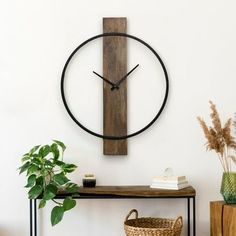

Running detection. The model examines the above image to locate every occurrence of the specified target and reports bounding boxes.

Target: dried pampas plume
[209,101,222,134]
[197,101,236,172]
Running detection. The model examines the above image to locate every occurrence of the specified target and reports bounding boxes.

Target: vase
[220,172,236,204]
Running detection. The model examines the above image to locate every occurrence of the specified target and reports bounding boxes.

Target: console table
[29,185,196,236]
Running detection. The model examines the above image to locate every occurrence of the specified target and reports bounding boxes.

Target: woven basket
[124,209,183,236]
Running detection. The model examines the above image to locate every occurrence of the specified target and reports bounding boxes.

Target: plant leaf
[44,160,54,168]
[63,197,76,211]
[65,183,79,193]
[51,143,60,160]
[39,199,46,209]
[39,145,51,158]
[51,206,64,226]
[27,164,39,176]
[25,174,36,188]
[53,173,70,185]
[53,140,66,152]
[36,176,44,186]
[31,158,42,167]
[43,190,56,200]
[19,161,30,174]
[43,184,58,200]
[29,145,41,155]
[21,155,30,162]
[28,185,43,199]
[54,160,65,167]
[62,164,77,173]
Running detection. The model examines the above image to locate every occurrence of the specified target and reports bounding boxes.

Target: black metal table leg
[34,199,37,236]
[30,199,33,236]
[193,196,196,236]
[187,197,190,236]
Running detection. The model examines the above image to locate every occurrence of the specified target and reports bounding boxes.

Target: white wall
[1,0,236,235]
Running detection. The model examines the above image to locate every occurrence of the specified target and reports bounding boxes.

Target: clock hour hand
[112,64,139,90]
[93,71,117,88]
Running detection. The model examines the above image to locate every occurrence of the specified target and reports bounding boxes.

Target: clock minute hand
[114,64,139,88]
[93,71,116,87]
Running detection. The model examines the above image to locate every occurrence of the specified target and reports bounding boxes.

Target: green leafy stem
[19,140,79,226]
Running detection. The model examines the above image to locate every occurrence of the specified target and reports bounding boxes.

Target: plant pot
[220,172,236,204]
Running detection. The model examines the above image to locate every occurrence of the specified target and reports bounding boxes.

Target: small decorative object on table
[150,168,189,190]
[198,101,236,204]
[83,174,96,187]
[124,209,183,236]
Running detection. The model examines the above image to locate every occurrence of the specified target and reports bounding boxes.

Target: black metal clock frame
[61,32,169,140]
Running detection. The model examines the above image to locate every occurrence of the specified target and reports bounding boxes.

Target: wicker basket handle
[125,209,138,221]
[172,216,183,229]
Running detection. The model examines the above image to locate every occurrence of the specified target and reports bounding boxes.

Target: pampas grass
[197,101,236,172]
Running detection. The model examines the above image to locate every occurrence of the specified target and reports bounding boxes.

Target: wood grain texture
[75,186,196,197]
[223,204,236,236]
[210,201,236,236]
[210,201,224,236]
[103,17,127,155]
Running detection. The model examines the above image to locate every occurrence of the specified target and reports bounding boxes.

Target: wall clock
[61,17,169,155]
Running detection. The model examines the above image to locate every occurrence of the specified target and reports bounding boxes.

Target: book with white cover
[151,180,188,187]
[152,179,187,185]
[152,175,186,182]
[150,182,190,190]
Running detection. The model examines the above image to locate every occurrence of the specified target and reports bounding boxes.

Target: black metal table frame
[30,195,196,236]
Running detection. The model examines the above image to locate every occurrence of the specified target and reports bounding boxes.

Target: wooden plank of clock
[103,17,127,155]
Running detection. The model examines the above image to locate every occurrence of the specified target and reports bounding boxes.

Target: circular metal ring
[61,32,169,140]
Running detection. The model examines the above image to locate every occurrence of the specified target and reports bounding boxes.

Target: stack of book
[150,175,189,190]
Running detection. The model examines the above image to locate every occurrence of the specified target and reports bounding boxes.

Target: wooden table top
[58,186,196,198]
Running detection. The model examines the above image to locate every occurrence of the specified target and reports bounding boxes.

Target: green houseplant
[197,101,236,203]
[19,140,79,226]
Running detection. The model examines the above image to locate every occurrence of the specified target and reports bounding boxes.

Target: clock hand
[93,71,117,88]
[112,64,139,90]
